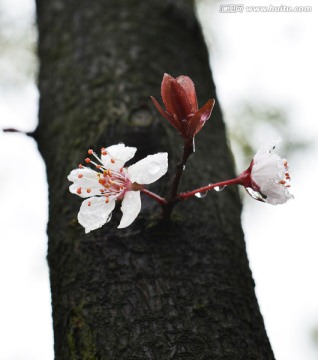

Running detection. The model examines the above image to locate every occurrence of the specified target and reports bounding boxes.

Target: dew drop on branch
[214,185,226,192]
[195,191,208,198]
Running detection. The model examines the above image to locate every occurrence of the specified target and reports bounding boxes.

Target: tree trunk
[35,0,275,359]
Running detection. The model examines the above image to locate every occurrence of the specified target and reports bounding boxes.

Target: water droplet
[195,191,208,198]
[149,162,161,175]
[214,185,226,192]
[245,187,266,202]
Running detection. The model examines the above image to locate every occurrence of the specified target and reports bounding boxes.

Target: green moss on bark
[67,303,97,360]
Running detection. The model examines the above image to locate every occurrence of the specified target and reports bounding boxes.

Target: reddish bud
[151,73,215,141]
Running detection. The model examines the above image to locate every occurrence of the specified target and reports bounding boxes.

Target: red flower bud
[151,73,215,140]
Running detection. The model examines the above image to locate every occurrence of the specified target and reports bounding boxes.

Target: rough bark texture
[36,0,275,359]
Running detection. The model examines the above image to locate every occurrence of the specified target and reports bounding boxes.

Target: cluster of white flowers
[68,144,168,233]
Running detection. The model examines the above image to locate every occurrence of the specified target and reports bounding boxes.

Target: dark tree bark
[35,0,275,359]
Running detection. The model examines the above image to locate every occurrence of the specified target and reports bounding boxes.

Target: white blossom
[68,144,168,233]
[250,140,293,205]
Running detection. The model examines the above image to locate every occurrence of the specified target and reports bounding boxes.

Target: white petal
[118,191,141,229]
[127,153,168,185]
[78,197,116,233]
[251,140,293,205]
[101,144,137,171]
[262,184,293,205]
[68,168,104,198]
[253,138,282,163]
[252,155,285,190]
[252,139,286,192]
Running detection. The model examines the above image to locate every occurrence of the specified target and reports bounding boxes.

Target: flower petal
[118,191,141,228]
[170,80,193,120]
[161,73,177,115]
[262,184,293,205]
[151,96,182,132]
[252,156,285,187]
[78,197,116,233]
[68,168,104,198]
[101,143,137,170]
[252,143,286,190]
[127,152,168,185]
[187,98,215,138]
[253,138,281,162]
[250,139,293,205]
[161,74,192,120]
[176,75,198,113]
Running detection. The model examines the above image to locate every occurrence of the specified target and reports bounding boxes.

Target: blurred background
[0,0,317,359]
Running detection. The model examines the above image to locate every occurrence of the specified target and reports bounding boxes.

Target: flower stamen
[67,144,168,232]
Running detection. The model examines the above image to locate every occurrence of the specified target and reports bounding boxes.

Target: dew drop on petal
[214,185,226,192]
[195,191,208,198]
[245,187,267,202]
[148,162,161,175]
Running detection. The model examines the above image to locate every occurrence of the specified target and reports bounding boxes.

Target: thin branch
[141,189,167,206]
[178,177,242,200]
[168,138,194,200]
[2,128,33,136]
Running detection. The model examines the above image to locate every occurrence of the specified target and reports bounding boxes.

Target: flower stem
[158,139,194,218]
[140,142,247,217]
[178,177,242,200]
[169,139,194,200]
[141,189,167,206]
